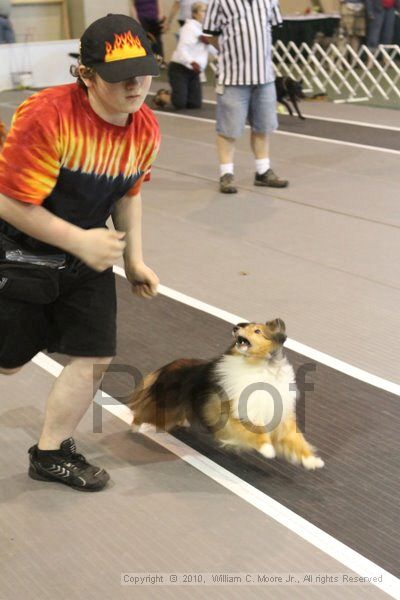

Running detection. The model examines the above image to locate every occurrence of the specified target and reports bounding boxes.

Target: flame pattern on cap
[104,31,146,63]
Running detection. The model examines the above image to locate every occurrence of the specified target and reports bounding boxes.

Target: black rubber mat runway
[146,95,400,152]
[52,273,400,578]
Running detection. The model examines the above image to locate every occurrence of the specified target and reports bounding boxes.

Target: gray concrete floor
[134,95,400,384]
[0,363,392,600]
[0,87,399,599]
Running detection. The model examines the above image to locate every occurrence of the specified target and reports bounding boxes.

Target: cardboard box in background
[319,0,340,12]
[280,0,311,15]
[279,0,340,14]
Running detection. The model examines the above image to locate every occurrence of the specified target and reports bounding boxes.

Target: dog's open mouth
[236,336,251,350]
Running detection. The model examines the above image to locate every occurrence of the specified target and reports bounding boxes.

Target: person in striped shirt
[203,0,288,193]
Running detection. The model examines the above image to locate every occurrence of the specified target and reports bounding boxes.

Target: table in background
[273,12,400,46]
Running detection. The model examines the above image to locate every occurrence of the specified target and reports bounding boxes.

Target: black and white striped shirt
[203,0,282,86]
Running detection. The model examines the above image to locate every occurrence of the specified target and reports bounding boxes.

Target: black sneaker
[254,168,289,188]
[28,438,110,492]
[219,173,237,194]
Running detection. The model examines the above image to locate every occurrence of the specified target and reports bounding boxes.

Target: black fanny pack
[0,233,66,304]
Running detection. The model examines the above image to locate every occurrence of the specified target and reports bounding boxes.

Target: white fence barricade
[273,40,400,103]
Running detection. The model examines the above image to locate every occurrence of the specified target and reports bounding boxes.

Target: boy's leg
[28,263,116,490]
[38,355,113,450]
[0,366,23,375]
[28,355,113,491]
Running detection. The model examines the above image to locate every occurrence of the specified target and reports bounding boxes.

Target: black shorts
[0,257,117,368]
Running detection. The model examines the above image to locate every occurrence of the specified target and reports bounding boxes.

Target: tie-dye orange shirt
[0,83,160,236]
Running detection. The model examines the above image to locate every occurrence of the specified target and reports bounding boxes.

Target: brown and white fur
[128,319,324,470]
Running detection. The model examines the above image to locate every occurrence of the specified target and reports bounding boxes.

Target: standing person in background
[168,2,217,110]
[165,0,209,30]
[339,0,366,52]
[131,0,166,60]
[0,0,15,43]
[365,0,400,49]
[203,0,288,194]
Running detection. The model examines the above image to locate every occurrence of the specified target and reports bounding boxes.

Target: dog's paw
[259,443,276,459]
[302,455,324,470]
[131,421,157,434]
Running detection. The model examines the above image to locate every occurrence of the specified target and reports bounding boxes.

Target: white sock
[255,158,270,175]
[220,163,234,177]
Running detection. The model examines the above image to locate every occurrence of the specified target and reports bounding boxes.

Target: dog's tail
[127,358,206,431]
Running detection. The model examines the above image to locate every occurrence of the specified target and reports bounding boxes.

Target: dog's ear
[266,318,287,345]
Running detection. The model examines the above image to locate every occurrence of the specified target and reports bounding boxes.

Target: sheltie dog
[128,319,324,470]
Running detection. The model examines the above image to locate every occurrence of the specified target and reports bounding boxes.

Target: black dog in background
[275,76,306,120]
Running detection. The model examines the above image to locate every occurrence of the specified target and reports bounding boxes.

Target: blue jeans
[216,83,278,140]
[367,8,396,48]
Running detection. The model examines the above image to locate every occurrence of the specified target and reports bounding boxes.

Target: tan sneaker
[219,173,237,194]
[254,169,289,188]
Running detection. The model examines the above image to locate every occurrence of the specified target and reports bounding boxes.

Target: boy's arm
[0,193,125,272]
[112,192,159,297]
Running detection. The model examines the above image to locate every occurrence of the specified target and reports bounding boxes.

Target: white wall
[82,0,131,28]
[0,39,79,90]
[11,3,65,42]
[10,0,132,42]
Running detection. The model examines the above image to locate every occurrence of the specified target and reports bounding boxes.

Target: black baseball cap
[80,14,159,83]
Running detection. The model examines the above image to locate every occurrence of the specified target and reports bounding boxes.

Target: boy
[0,14,160,491]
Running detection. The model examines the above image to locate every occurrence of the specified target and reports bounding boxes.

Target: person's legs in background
[381,7,396,44]
[249,83,288,188]
[217,133,236,186]
[250,130,270,175]
[186,71,202,109]
[139,17,164,58]
[366,9,384,50]
[216,86,250,193]
[168,62,190,109]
